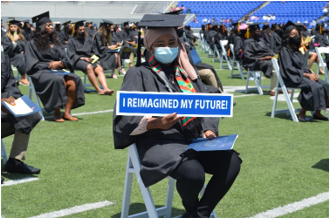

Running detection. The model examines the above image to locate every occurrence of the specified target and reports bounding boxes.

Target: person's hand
[308,73,319,81]
[260,56,272,61]
[13,35,20,42]
[108,45,117,50]
[1,96,16,114]
[48,61,61,69]
[21,51,24,54]
[203,130,217,139]
[147,113,180,130]
[130,41,136,47]
[84,58,91,63]
[116,42,122,46]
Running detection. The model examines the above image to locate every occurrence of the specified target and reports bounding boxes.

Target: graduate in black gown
[21,20,33,41]
[92,20,118,78]
[67,20,115,95]
[54,22,61,36]
[2,19,29,86]
[2,51,42,175]
[278,21,329,122]
[86,22,96,37]
[242,23,278,96]
[233,23,248,62]
[313,23,329,75]
[109,24,126,75]
[119,21,137,68]
[25,12,85,122]
[58,20,72,47]
[262,22,282,55]
[113,14,241,218]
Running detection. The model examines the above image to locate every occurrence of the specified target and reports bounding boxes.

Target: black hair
[32,23,62,52]
[280,26,301,53]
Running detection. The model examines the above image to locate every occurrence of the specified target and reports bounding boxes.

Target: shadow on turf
[1,162,39,181]
[111,203,185,218]
[312,159,329,173]
[264,112,318,122]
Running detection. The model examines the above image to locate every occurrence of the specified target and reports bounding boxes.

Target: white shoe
[112,74,118,79]
[119,69,126,75]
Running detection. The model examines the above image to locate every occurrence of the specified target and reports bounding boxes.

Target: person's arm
[25,41,50,75]
[278,47,304,84]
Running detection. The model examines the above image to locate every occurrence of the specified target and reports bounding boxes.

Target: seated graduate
[92,20,122,78]
[262,22,282,55]
[21,20,33,41]
[242,23,278,96]
[233,23,248,61]
[118,21,137,69]
[278,21,329,122]
[67,20,114,95]
[58,20,72,47]
[53,21,61,36]
[2,19,29,86]
[113,14,241,218]
[25,12,85,122]
[1,51,42,176]
[109,23,126,75]
[85,22,96,37]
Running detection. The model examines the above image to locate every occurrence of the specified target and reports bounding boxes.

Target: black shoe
[313,114,329,121]
[4,158,40,174]
[1,177,4,184]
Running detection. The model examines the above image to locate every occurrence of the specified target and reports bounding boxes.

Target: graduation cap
[7,19,21,26]
[32,11,51,27]
[54,21,61,26]
[282,20,298,34]
[101,19,113,27]
[315,22,324,34]
[62,20,71,26]
[123,21,129,27]
[23,19,30,24]
[73,20,86,30]
[138,14,186,29]
[262,22,270,30]
[247,23,261,31]
[164,9,183,14]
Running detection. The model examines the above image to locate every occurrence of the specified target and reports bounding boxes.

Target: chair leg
[253,72,263,95]
[1,139,8,164]
[245,70,251,94]
[238,64,245,80]
[28,77,45,121]
[121,165,134,218]
[271,82,280,118]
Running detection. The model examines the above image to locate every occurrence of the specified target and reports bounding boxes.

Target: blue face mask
[154,47,179,64]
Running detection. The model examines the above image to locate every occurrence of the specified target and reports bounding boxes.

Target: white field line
[44,109,114,119]
[29,200,114,218]
[1,177,39,187]
[251,191,329,218]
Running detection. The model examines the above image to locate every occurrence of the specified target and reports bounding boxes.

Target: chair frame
[1,139,9,164]
[315,47,329,83]
[271,58,301,122]
[245,69,270,95]
[229,44,247,79]
[121,144,217,218]
[27,76,45,121]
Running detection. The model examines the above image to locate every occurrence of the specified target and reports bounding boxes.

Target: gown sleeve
[67,38,82,66]
[278,47,304,84]
[25,41,50,78]
[112,67,146,149]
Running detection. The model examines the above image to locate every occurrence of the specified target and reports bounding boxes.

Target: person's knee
[230,152,242,177]
[173,160,205,183]
[86,64,93,72]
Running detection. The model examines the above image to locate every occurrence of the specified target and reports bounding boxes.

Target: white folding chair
[218,40,232,70]
[245,69,269,95]
[27,76,45,121]
[315,47,329,83]
[1,139,9,164]
[229,44,247,79]
[271,58,301,122]
[121,144,217,218]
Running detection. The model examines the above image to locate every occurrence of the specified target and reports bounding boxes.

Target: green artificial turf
[1,47,329,218]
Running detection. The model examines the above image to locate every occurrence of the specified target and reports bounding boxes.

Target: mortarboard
[54,21,61,26]
[8,19,21,26]
[23,20,30,24]
[262,22,270,30]
[101,19,113,27]
[164,9,183,14]
[282,20,298,34]
[73,20,86,30]
[247,23,261,31]
[123,21,129,26]
[62,20,71,26]
[32,11,51,27]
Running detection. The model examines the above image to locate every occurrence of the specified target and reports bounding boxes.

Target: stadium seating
[180,1,328,28]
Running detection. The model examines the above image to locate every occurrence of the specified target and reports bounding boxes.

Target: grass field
[1,47,329,218]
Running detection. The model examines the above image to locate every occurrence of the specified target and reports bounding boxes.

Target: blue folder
[186,134,238,151]
[1,95,42,117]
[190,49,202,64]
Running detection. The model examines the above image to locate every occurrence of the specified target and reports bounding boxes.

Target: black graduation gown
[314,33,329,63]
[113,64,220,187]
[92,32,116,70]
[278,47,329,111]
[58,30,72,47]
[87,28,96,38]
[67,36,96,68]
[119,29,137,56]
[2,35,26,75]
[234,36,243,61]
[1,51,41,137]
[25,40,85,113]
[242,38,275,78]
[21,28,33,41]
[263,30,282,54]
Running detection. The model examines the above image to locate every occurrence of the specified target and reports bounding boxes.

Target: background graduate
[67,20,114,95]
[25,12,85,122]
[58,20,72,47]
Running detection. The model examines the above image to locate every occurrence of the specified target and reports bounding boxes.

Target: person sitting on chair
[113,14,241,218]
[25,12,85,122]
[242,23,278,96]
[1,51,42,175]
[67,20,115,95]
[278,21,329,122]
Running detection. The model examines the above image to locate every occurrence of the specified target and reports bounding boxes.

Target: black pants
[169,150,241,218]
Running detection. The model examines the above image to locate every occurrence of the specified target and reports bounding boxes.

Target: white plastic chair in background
[121,143,217,218]
[27,76,45,121]
[315,47,329,83]
[218,40,232,70]
[271,58,301,122]
[245,69,269,95]
[229,44,247,79]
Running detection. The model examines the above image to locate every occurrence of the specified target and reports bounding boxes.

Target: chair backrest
[220,40,228,55]
[315,47,329,68]
[229,44,236,61]
[271,58,285,89]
